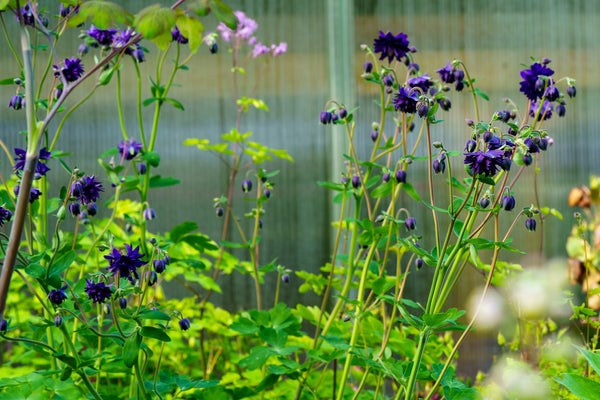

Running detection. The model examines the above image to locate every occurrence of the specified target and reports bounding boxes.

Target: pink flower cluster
[216,11,287,58]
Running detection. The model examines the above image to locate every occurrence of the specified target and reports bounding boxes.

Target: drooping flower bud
[479,197,490,209]
[351,176,361,189]
[522,153,533,166]
[382,172,390,183]
[319,111,332,124]
[363,62,373,74]
[395,170,406,183]
[0,319,7,332]
[370,130,379,142]
[567,85,576,98]
[501,195,516,211]
[382,74,394,87]
[179,317,191,331]
[54,315,63,327]
[153,259,166,274]
[263,188,271,199]
[405,217,416,231]
[415,258,423,270]
[216,207,224,217]
[242,179,253,193]
[525,218,536,232]
[119,297,128,309]
[87,203,98,216]
[339,108,348,119]
[465,139,477,152]
[282,274,290,283]
[143,208,156,220]
[8,95,23,110]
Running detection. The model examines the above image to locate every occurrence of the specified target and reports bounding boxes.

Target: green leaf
[53,353,77,369]
[164,98,185,111]
[170,221,198,243]
[0,77,16,85]
[209,0,237,29]
[317,181,345,192]
[422,201,449,214]
[24,263,45,280]
[98,66,116,86]
[259,327,287,349]
[142,151,160,167]
[402,182,421,202]
[230,317,259,335]
[48,250,76,277]
[134,5,176,40]
[576,346,600,376]
[555,373,600,400]
[473,88,489,101]
[372,277,395,295]
[123,333,142,368]
[149,175,181,188]
[239,346,273,370]
[220,240,249,249]
[73,1,129,29]
[371,181,393,198]
[140,326,171,342]
[137,309,171,322]
[176,15,204,53]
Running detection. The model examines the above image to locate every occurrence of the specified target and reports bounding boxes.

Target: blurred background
[0,0,597,377]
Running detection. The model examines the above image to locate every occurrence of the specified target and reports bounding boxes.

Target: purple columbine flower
[179,317,191,331]
[463,150,505,177]
[113,29,135,53]
[14,147,51,179]
[146,270,158,287]
[439,98,452,111]
[479,197,490,209]
[417,103,429,118]
[393,87,418,114]
[132,44,145,63]
[8,95,23,110]
[0,319,7,332]
[271,42,287,56]
[282,274,290,283]
[54,57,84,83]
[501,195,516,211]
[525,218,536,232]
[143,208,156,220]
[363,62,373,73]
[0,207,12,227]
[54,315,63,327]
[118,139,143,161]
[519,62,554,101]
[171,26,189,44]
[522,153,533,166]
[544,85,560,102]
[85,25,117,47]
[18,5,36,26]
[14,186,41,203]
[437,62,456,84]
[408,74,433,92]
[75,175,103,204]
[320,111,332,124]
[242,179,252,193]
[78,43,89,56]
[556,103,566,117]
[87,203,98,216]
[69,203,80,216]
[339,108,348,119]
[104,244,146,284]
[85,279,113,304]
[465,140,477,152]
[373,31,411,64]
[216,207,224,217]
[351,176,361,189]
[382,172,390,183]
[48,285,68,305]
[382,74,395,87]
[529,100,553,121]
[405,217,416,231]
[567,85,577,98]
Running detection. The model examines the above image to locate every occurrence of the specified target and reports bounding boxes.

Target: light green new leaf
[176,15,204,53]
[70,1,129,29]
[135,5,176,40]
[555,373,600,400]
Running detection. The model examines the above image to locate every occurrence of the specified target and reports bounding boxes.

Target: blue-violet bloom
[14,147,51,179]
[0,207,12,227]
[8,95,23,110]
[519,63,554,101]
[179,317,191,331]
[85,279,113,304]
[118,139,143,161]
[104,244,146,284]
[393,87,418,114]
[48,285,68,305]
[463,150,505,177]
[501,195,516,211]
[373,31,411,64]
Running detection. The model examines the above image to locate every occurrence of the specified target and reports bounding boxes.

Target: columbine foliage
[0,2,580,400]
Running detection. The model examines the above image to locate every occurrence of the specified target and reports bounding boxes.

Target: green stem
[116,70,128,139]
[400,330,429,400]
[134,358,151,400]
